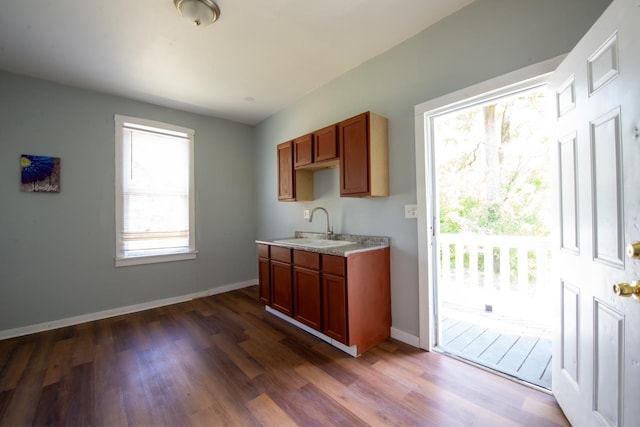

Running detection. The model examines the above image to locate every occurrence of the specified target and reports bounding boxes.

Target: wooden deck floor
[441,317,552,389]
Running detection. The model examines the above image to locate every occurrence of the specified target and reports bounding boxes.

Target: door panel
[591,107,623,267]
[558,134,579,253]
[593,299,624,426]
[560,281,579,385]
[587,33,618,95]
[550,0,640,425]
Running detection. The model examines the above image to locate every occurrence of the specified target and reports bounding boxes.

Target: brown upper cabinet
[294,124,339,171]
[277,140,313,201]
[278,111,387,201]
[339,112,388,197]
[313,124,339,165]
[293,134,313,169]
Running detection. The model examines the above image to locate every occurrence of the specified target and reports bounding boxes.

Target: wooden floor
[441,318,552,389]
[0,286,569,426]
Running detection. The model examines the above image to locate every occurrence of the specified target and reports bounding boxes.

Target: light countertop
[256,232,389,257]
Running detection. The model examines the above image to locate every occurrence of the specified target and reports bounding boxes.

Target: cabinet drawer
[258,244,269,258]
[271,246,292,263]
[293,250,320,270]
[322,254,345,276]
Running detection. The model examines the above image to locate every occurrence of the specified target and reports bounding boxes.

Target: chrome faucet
[309,207,333,240]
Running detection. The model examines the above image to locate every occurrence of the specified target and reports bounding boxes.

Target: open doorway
[429,83,553,388]
[416,69,554,388]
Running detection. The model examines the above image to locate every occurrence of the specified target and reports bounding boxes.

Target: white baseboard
[0,279,257,341]
[265,306,420,356]
[391,327,420,348]
[265,306,358,357]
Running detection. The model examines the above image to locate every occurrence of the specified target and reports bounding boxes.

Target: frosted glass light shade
[174,0,220,27]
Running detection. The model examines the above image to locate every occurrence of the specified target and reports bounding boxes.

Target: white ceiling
[0,0,475,124]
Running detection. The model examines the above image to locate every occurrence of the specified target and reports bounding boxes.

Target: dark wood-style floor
[0,286,569,426]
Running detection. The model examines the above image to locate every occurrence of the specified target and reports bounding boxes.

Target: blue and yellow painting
[20,154,60,193]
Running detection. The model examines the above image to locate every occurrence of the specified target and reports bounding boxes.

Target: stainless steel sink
[273,238,355,248]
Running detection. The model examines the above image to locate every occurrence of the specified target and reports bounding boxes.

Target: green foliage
[434,86,551,237]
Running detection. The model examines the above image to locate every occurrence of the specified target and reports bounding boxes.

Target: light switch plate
[404,204,418,219]
[303,209,310,219]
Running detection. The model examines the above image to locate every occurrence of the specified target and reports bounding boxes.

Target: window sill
[115,251,198,267]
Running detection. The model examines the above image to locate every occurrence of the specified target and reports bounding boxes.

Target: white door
[549,0,640,426]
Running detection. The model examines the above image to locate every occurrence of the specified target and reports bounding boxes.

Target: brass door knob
[613,281,640,300]
[626,242,640,259]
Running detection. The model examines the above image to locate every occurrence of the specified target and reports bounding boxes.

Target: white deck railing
[438,233,551,294]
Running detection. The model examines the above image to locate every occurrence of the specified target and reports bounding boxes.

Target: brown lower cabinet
[293,250,322,330]
[258,258,270,305]
[322,271,347,343]
[258,244,270,305]
[269,246,293,316]
[293,266,321,330]
[257,243,390,355]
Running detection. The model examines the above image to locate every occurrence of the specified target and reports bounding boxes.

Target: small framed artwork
[20,154,61,193]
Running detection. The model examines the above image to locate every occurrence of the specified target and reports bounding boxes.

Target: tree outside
[434,86,552,239]
[433,85,555,303]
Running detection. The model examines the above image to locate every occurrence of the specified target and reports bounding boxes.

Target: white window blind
[115,115,196,266]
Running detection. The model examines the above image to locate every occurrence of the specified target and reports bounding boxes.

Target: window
[115,115,196,267]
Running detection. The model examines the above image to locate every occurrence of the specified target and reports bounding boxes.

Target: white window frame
[114,114,197,267]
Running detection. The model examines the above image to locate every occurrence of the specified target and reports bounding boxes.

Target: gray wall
[0,71,257,331]
[253,0,612,337]
[0,0,611,336]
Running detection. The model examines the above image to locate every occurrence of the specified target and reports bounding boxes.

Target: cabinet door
[293,266,321,330]
[339,113,370,196]
[293,134,313,169]
[277,141,294,200]
[270,260,293,316]
[322,273,347,344]
[258,257,270,305]
[314,124,338,163]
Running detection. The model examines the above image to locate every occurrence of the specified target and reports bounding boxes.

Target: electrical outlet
[404,204,418,219]
[303,209,310,219]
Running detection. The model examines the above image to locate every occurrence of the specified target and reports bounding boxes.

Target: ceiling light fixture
[174,0,221,27]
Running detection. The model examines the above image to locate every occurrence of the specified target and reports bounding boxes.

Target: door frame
[413,56,565,350]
